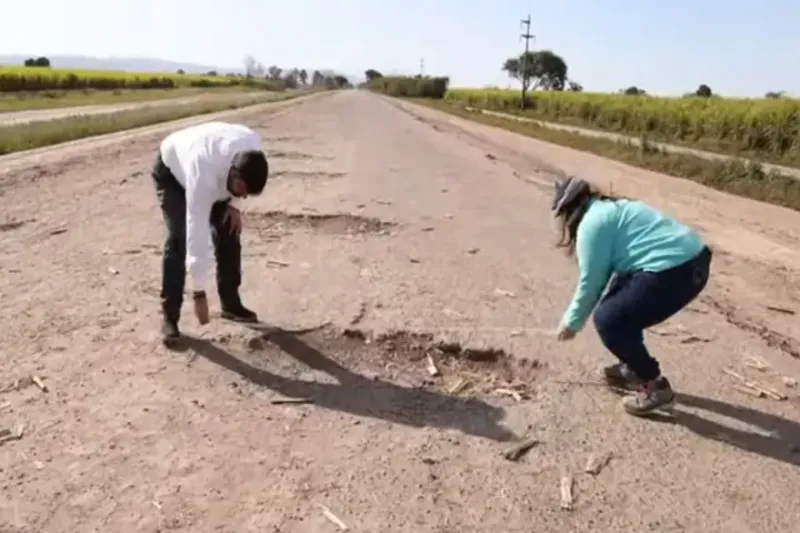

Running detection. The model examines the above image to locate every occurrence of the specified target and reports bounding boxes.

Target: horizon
[1,0,798,99]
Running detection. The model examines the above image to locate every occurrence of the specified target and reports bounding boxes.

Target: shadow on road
[604,386,800,467]
[181,329,517,443]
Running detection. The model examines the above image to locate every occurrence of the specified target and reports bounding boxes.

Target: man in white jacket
[152,121,269,346]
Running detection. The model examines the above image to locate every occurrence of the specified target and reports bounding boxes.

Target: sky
[1,0,798,98]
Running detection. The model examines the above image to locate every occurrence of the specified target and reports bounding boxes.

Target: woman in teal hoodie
[552,177,712,416]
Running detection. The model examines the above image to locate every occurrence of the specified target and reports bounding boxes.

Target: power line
[519,15,535,109]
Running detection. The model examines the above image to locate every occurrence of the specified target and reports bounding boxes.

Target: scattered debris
[744,356,770,372]
[494,388,523,402]
[584,452,613,476]
[48,228,67,236]
[270,398,314,405]
[444,213,454,219]
[349,302,367,327]
[0,423,25,445]
[375,200,392,206]
[486,153,496,160]
[31,375,47,393]
[266,259,290,268]
[108,266,119,275]
[502,437,539,461]
[447,378,471,395]
[560,475,575,510]
[783,377,797,388]
[421,226,435,232]
[766,305,795,316]
[409,257,421,264]
[466,247,480,254]
[317,504,349,531]
[723,367,787,401]
[733,385,765,399]
[680,335,712,344]
[493,288,516,298]
[425,354,440,377]
[0,401,10,411]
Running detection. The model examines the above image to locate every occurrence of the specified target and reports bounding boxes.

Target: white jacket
[160,121,261,291]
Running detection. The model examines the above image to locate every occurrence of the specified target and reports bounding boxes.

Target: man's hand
[222,204,243,235]
[193,292,210,325]
[557,326,576,341]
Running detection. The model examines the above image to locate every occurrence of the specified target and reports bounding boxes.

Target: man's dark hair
[232,150,268,195]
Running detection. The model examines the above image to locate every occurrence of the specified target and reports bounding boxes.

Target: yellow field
[444,88,800,167]
[0,66,246,92]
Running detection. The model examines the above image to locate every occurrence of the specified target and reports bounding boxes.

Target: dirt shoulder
[0,90,798,532]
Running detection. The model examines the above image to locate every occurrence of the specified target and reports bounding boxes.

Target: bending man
[151,121,269,346]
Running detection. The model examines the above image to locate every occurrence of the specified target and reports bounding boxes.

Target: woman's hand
[557,326,576,341]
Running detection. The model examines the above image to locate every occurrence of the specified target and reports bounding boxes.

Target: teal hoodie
[560,198,705,332]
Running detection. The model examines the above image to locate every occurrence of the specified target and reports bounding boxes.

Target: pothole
[269,151,315,160]
[272,170,346,179]
[251,211,395,237]
[230,325,542,399]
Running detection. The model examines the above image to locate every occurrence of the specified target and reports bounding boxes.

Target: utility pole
[519,15,534,109]
[420,57,425,77]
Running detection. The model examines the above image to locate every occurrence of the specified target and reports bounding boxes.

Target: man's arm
[559,209,614,332]
[184,159,216,291]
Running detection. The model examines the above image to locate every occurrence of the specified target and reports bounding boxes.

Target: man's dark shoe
[161,318,181,348]
[220,302,259,323]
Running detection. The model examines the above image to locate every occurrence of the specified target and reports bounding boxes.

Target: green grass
[445,88,800,169]
[0,92,308,155]
[412,99,800,212]
[0,87,260,113]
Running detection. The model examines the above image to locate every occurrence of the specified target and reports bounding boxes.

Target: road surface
[1,90,799,532]
[0,91,268,126]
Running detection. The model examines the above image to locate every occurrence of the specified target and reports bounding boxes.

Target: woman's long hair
[556,181,623,257]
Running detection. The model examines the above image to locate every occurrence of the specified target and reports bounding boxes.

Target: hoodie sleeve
[184,157,217,291]
[560,206,614,332]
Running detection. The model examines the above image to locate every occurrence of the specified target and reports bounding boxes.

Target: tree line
[242,55,351,90]
[500,50,790,99]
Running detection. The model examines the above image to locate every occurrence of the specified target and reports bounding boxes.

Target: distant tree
[281,69,299,89]
[623,86,646,96]
[364,69,383,81]
[695,84,712,98]
[176,69,185,75]
[502,50,568,91]
[333,75,350,88]
[206,70,217,76]
[311,70,324,86]
[298,68,308,86]
[243,55,258,77]
[567,80,583,92]
[765,90,785,99]
[24,56,50,67]
[267,65,282,81]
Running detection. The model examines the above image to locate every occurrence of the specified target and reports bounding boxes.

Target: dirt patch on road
[204,324,542,401]
[269,150,322,161]
[250,211,396,237]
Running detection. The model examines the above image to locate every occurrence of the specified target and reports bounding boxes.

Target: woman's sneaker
[622,377,675,416]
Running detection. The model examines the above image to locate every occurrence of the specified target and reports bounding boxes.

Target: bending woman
[552,177,712,416]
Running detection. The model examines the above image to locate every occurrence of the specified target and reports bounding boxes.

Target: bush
[367,75,449,99]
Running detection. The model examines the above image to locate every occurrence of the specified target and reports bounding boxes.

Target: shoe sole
[220,313,259,324]
[622,396,677,417]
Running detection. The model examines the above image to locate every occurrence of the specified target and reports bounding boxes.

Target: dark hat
[552,177,588,216]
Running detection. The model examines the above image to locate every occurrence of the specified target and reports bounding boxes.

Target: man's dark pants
[592,247,712,381]
[151,155,242,323]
